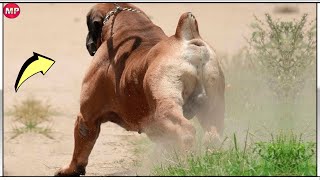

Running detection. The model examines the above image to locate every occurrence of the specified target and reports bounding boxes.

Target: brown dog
[55,3,225,176]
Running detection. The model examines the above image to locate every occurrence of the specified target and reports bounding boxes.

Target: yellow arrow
[14,52,55,92]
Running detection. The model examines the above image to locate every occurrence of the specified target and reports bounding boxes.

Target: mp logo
[3,3,20,19]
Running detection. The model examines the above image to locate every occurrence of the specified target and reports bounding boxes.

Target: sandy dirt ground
[3,3,315,176]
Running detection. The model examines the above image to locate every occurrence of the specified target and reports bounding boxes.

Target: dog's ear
[87,9,103,33]
[86,10,104,56]
[92,16,103,33]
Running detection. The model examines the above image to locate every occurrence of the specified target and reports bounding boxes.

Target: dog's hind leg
[143,66,197,150]
[174,11,225,139]
[144,99,196,150]
[197,59,225,141]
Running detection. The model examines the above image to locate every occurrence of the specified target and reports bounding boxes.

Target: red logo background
[3,3,20,19]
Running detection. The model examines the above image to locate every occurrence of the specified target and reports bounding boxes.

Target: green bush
[247,13,316,102]
[222,13,316,136]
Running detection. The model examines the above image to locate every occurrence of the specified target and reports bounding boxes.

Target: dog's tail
[175,12,201,40]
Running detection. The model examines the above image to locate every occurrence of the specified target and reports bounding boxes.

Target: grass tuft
[254,132,315,176]
[7,97,57,139]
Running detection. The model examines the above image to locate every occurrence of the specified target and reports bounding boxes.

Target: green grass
[151,133,316,176]
[6,97,57,139]
[254,133,316,176]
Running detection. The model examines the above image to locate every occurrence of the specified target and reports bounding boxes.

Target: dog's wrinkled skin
[55,3,224,176]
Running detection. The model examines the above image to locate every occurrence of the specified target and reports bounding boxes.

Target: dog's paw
[203,127,222,146]
[54,165,85,177]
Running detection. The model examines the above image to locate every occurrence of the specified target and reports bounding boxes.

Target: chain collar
[103,3,142,25]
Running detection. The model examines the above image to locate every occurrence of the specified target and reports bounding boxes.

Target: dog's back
[85,3,168,131]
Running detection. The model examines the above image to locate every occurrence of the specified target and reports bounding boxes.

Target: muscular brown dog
[55,3,225,176]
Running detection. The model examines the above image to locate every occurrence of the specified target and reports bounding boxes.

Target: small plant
[7,97,56,139]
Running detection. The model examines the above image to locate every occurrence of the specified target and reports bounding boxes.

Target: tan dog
[55,3,224,176]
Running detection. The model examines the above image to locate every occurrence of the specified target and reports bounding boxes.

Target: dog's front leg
[55,56,109,176]
[55,114,102,176]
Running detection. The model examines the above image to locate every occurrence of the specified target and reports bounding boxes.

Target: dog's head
[86,5,105,56]
[86,3,142,56]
